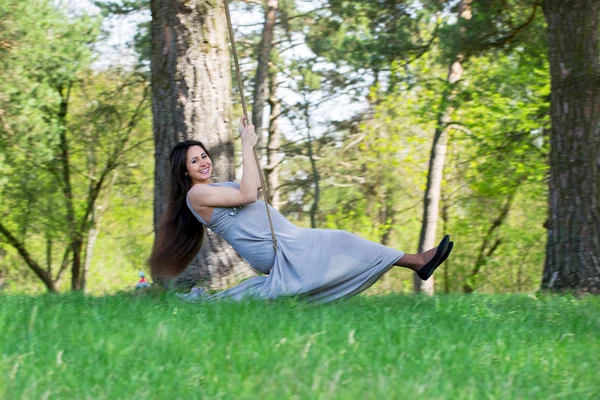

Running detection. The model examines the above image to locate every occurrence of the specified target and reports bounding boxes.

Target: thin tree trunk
[265,63,281,207]
[81,172,118,293]
[541,0,600,294]
[54,247,71,287]
[304,101,320,228]
[82,224,99,293]
[252,0,278,153]
[413,70,454,295]
[55,82,84,291]
[441,196,450,294]
[414,0,470,294]
[46,236,52,274]
[150,0,255,289]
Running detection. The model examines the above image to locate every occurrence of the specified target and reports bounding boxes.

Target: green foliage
[437,0,542,62]
[0,0,98,286]
[438,39,550,293]
[1,293,599,398]
[0,0,557,295]
[305,0,443,71]
[0,1,152,292]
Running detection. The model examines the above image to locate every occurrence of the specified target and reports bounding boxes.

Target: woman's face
[186,145,212,184]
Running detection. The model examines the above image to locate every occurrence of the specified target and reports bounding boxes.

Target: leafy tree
[0,0,151,291]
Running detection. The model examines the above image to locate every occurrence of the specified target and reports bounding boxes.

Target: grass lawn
[1,292,599,399]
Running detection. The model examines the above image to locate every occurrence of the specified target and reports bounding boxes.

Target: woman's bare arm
[239,145,260,199]
[188,117,260,208]
[237,154,262,190]
[188,184,255,208]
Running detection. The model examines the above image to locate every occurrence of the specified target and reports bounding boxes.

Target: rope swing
[223,0,278,255]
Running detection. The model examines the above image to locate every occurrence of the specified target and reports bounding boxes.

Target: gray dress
[185,181,404,303]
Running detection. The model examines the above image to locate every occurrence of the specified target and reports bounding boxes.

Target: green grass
[1,293,599,399]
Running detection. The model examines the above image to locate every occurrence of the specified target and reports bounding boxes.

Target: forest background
[0,0,595,296]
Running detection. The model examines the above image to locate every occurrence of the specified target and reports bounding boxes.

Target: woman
[149,117,453,303]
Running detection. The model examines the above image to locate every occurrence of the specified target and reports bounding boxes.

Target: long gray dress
[184,181,404,303]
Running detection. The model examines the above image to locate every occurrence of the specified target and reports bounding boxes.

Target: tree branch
[0,222,56,291]
[484,3,540,48]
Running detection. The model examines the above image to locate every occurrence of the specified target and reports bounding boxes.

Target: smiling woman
[186,146,213,184]
[149,117,454,303]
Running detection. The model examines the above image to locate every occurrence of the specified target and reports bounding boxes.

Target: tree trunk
[82,224,99,293]
[413,0,470,295]
[266,67,281,208]
[413,65,457,294]
[304,102,320,229]
[251,0,278,152]
[71,241,83,290]
[150,0,256,289]
[541,0,600,294]
[81,172,118,292]
[54,82,84,291]
[46,236,52,274]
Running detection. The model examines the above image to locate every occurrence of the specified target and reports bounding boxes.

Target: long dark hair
[148,140,210,277]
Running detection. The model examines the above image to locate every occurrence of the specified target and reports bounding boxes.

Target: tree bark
[251,0,278,153]
[150,0,256,289]
[541,0,600,294]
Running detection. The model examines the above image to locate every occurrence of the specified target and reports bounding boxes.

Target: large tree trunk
[150,0,256,289]
[251,0,278,153]
[541,0,600,294]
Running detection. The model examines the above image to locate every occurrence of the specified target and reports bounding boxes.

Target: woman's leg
[394,234,452,282]
[393,246,440,272]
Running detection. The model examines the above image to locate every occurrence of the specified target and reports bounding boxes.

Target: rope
[223,0,277,254]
